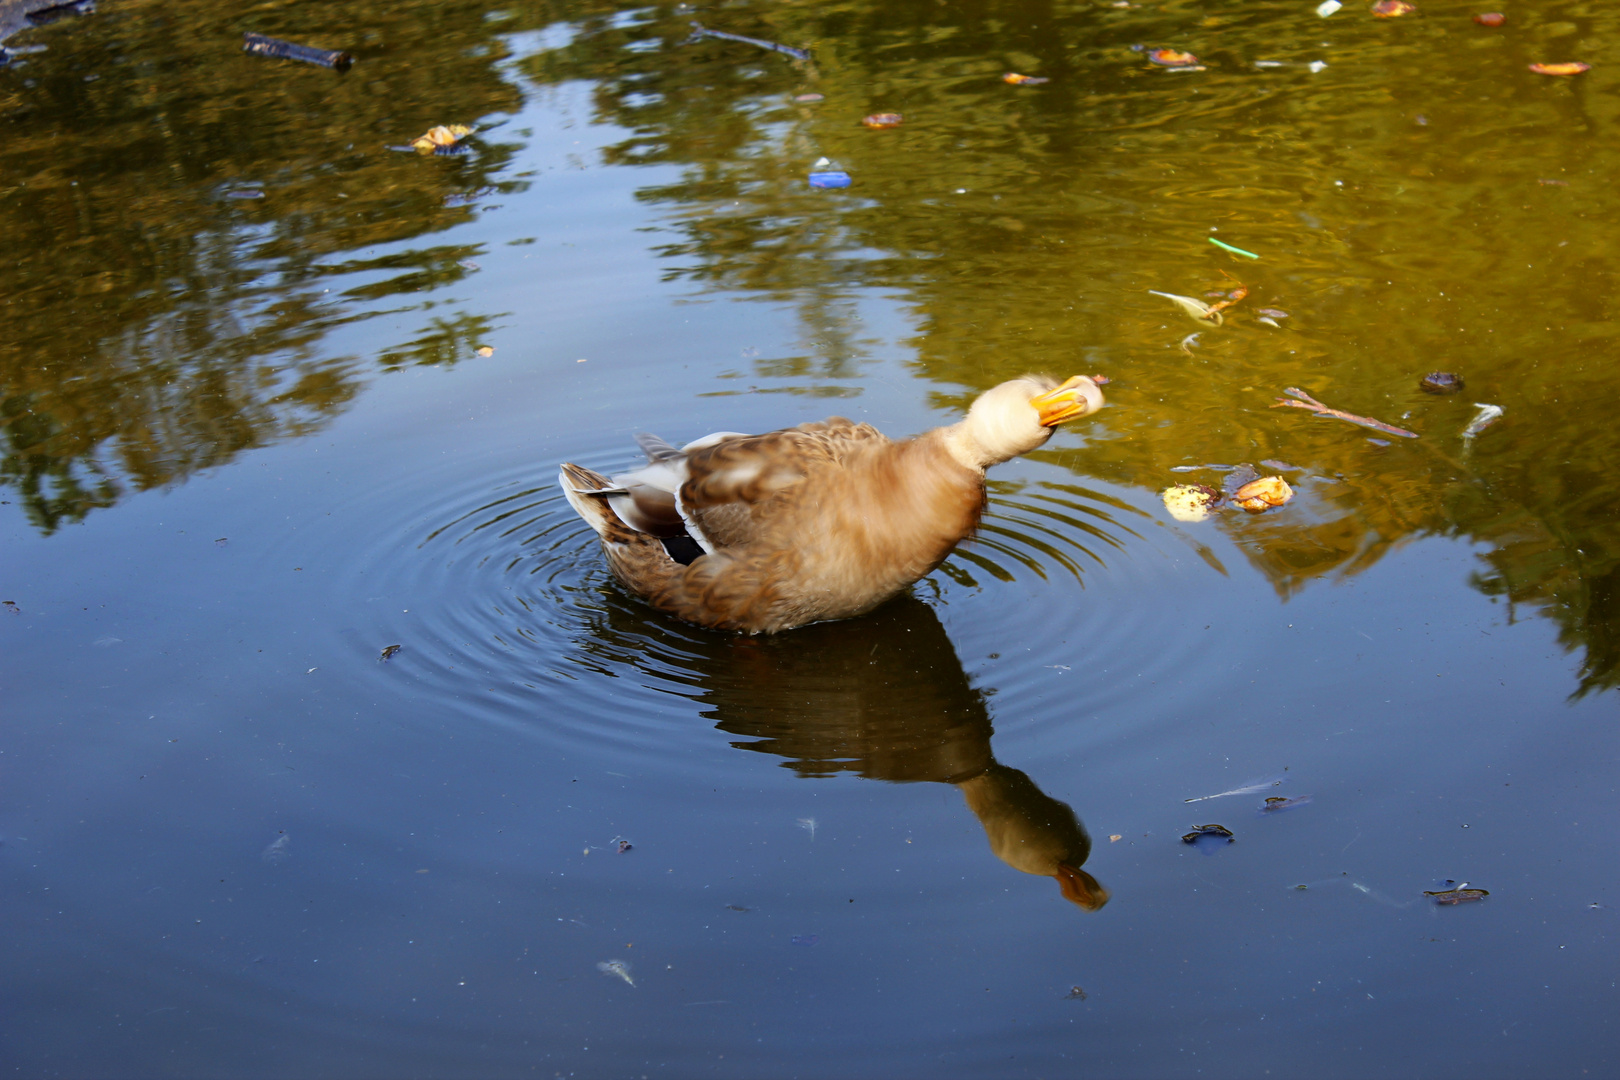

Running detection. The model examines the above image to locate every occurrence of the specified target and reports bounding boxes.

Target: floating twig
[1271,387,1418,439]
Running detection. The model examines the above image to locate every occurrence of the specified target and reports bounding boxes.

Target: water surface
[2,0,1616,1075]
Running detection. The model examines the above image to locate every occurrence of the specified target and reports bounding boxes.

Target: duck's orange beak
[1030,376,1105,427]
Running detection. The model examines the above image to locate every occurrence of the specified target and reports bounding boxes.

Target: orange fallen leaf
[1003,72,1049,85]
[1529,62,1590,76]
[1232,476,1293,512]
[1472,11,1504,26]
[1148,48,1199,67]
[862,113,903,129]
[1371,1,1415,16]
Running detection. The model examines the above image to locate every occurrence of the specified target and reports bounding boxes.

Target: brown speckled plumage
[559,376,1104,633]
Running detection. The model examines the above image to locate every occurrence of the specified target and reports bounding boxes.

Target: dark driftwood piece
[242,32,353,72]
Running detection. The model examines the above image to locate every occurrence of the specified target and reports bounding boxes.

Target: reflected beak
[1030,376,1105,427]
[1055,863,1110,911]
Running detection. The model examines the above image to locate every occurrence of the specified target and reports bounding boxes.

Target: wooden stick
[1271,387,1419,439]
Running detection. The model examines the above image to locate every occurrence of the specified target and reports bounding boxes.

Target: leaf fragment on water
[1260,795,1313,812]
[1473,12,1505,26]
[1529,62,1590,76]
[476,346,495,357]
[1232,476,1293,512]
[1003,72,1049,85]
[1148,49,1200,67]
[1425,887,1489,905]
[862,113,903,128]
[1149,290,1223,325]
[408,124,475,154]
[1182,824,1234,843]
[1162,484,1221,523]
[1371,1,1416,16]
[379,644,402,661]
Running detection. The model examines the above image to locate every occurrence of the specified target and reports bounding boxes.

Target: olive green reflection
[696,595,1107,911]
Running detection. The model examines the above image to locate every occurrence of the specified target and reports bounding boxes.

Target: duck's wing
[678,418,888,551]
[599,430,754,541]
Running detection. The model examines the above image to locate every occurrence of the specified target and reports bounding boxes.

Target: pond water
[3,0,1617,1075]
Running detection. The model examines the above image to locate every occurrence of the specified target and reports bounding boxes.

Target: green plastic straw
[1208,237,1260,259]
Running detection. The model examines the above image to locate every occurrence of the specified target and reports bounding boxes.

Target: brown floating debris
[616,839,633,853]
[1371,1,1416,16]
[1182,824,1234,843]
[242,32,354,71]
[379,644,402,662]
[1260,795,1313,812]
[1272,387,1419,439]
[1426,886,1489,905]
[1420,371,1464,394]
[1231,476,1293,512]
[1003,72,1050,85]
[2,600,19,614]
[862,112,903,129]
[1065,986,1089,1000]
[1473,12,1505,26]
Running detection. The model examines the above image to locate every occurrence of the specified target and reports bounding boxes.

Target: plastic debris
[242,32,353,71]
[597,959,636,986]
[862,113,902,129]
[1232,476,1293,512]
[1162,484,1220,523]
[1149,289,1223,325]
[1371,1,1416,16]
[1473,11,1504,26]
[1529,62,1589,76]
[1181,823,1234,843]
[1003,72,1049,85]
[378,644,402,662]
[1272,387,1419,438]
[1420,371,1464,394]
[1461,403,1503,438]
[688,22,809,61]
[809,170,851,188]
[1208,237,1259,259]
[1316,0,1343,16]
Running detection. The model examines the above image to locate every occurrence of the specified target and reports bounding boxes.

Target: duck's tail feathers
[559,464,638,542]
[635,432,685,463]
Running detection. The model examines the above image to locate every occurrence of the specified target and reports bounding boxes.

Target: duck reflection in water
[619,594,1107,910]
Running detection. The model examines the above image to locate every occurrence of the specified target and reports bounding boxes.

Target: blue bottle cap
[808,171,852,188]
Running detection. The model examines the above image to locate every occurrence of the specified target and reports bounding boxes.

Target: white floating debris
[1315,0,1342,16]
[1308,60,1329,73]
[1462,403,1503,439]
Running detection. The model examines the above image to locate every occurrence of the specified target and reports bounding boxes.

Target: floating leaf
[1149,49,1200,67]
[1003,72,1049,85]
[1260,795,1313,812]
[1529,62,1590,76]
[1181,824,1234,843]
[1162,484,1220,523]
[1425,887,1489,905]
[476,346,495,357]
[1371,1,1415,16]
[1231,476,1293,512]
[862,113,903,129]
[1473,12,1505,26]
[409,124,475,154]
[378,644,402,662]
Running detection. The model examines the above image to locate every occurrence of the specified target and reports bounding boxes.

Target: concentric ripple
[303,438,1219,770]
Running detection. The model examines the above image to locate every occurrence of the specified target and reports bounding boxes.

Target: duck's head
[946,375,1105,469]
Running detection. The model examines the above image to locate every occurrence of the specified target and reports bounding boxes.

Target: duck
[558,374,1105,633]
